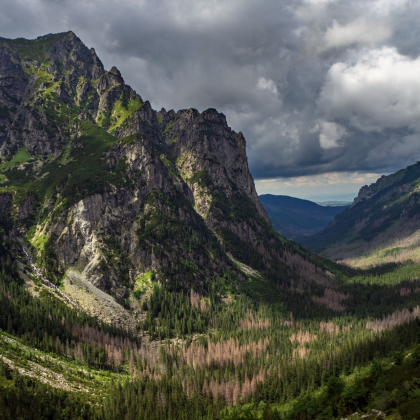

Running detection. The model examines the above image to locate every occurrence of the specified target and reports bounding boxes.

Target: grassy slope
[300,163,420,267]
[0,330,116,400]
[1,33,70,62]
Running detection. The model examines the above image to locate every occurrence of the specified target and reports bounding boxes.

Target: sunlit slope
[301,162,420,267]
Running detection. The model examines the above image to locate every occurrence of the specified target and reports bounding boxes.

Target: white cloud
[317,47,420,132]
[257,77,278,95]
[369,0,410,16]
[303,0,337,6]
[255,171,384,200]
[169,0,242,30]
[315,121,347,149]
[323,18,391,50]
[1,0,420,180]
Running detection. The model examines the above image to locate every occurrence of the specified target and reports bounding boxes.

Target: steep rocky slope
[301,162,420,267]
[0,31,336,319]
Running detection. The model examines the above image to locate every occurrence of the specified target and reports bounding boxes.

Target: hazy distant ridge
[259,194,348,241]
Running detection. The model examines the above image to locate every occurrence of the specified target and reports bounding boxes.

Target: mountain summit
[0,32,334,320]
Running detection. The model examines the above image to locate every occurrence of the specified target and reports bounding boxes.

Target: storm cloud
[1,0,420,184]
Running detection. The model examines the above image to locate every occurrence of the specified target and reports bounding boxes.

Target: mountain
[317,200,353,207]
[300,162,420,267]
[2,32,420,420]
[0,31,338,318]
[259,194,348,240]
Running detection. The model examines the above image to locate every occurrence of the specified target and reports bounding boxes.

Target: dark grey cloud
[1,0,420,181]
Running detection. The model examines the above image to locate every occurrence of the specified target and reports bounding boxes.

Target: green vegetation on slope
[109,98,143,131]
[1,32,70,63]
[4,214,420,419]
[0,147,32,170]
[300,162,420,267]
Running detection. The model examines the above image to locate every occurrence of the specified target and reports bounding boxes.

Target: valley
[0,32,420,420]
[259,194,348,241]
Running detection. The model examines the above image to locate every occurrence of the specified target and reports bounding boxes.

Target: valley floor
[2,245,420,419]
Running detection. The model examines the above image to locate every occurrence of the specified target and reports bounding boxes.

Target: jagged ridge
[0,31,336,315]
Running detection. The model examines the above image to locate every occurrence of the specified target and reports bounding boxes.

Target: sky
[1,0,419,200]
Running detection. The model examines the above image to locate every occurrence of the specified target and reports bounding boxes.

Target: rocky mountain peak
[47,32,105,81]
[352,184,374,206]
[97,66,124,91]
[109,66,121,77]
[201,108,228,125]
[0,31,334,303]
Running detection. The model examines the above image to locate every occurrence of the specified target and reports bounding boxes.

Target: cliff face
[0,31,333,304]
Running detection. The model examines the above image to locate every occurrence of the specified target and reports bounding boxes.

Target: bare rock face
[97,66,123,92]
[0,193,12,222]
[0,31,333,301]
[0,45,27,106]
[47,31,105,80]
[352,185,373,206]
[166,108,269,223]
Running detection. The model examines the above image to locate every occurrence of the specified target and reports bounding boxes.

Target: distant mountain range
[300,162,420,267]
[259,194,349,240]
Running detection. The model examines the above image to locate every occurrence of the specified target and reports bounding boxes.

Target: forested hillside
[1,32,420,420]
